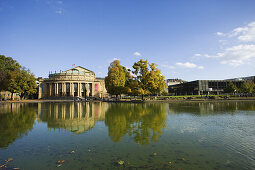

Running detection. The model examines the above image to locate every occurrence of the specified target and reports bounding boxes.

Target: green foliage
[105,60,126,96]
[240,81,255,93]
[147,63,166,95]
[224,81,238,93]
[105,59,166,97]
[131,59,166,97]
[0,55,21,91]
[0,55,37,99]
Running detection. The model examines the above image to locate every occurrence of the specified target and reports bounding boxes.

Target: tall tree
[147,63,166,95]
[0,55,37,99]
[105,60,126,98]
[0,55,21,91]
[224,81,238,93]
[9,68,37,99]
[132,59,151,99]
[132,59,166,99]
[240,81,254,93]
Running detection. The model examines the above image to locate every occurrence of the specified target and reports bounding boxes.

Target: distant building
[38,66,107,99]
[165,79,184,92]
[226,76,255,81]
[0,91,20,100]
[168,80,244,95]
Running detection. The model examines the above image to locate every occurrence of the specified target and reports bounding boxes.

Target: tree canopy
[0,55,21,91]
[105,60,126,96]
[131,59,166,97]
[105,59,166,98]
[240,81,254,93]
[224,81,238,93]
[0,55,37,99]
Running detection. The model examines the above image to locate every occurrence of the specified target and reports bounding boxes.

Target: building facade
[168,80,244,95]
[0,91,20,100]
[38,66,107,99]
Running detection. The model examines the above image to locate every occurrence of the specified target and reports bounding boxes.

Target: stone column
[56,83,58,96]
[79,83,82,97]
[61,83,64,96]
[62,83,65,96]
[49,83,52,97]
[38,82,42,99]
[77,83,80,97]
[91,83,94,97]
[71,82,74,97]
[85,83,89,96]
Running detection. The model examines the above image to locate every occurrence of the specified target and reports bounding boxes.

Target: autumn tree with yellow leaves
[105,60,126,97]
[105,59,166,99]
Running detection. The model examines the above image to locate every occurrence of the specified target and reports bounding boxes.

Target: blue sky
[0,0,255,81]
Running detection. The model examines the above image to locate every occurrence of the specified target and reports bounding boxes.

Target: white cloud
[194,53,201,57]
[237,22,255,42]
[205,44,255,66]
[218,21,255,42]
[216,32,224,36]
[160,64,175,69]
[197,66,204,69]
[55,10,63,14]
[176,62,204,69]
[133,52,141,56]
[202,21,255,66]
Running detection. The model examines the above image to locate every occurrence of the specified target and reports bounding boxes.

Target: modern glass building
[168,80,244,95]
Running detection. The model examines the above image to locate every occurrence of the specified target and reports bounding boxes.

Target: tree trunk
[11,92,14,100]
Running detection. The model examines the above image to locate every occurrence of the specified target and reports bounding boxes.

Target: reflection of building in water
[168,102,255,115]
[0,103,26,114]
[37,102,108,134]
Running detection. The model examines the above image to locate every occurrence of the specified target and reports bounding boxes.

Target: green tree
[0,55,21,91]
[224,81,238,93]
[147,63,166,95]
[14,68,37,99]
[132,59,166,99]
[132,59,151,99]
[240,81,254,93]
[105,60,126,98]
[0,55,37,99]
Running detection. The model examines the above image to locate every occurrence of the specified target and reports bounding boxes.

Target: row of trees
[105,59,166,99]
[0,55,37,99]
[224,81,255,94]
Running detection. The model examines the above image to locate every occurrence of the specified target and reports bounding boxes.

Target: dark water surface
[0,101,254,170]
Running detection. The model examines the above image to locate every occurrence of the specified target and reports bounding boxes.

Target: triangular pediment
[64,66,94,74]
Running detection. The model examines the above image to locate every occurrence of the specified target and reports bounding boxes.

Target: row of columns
[44,82,93,98]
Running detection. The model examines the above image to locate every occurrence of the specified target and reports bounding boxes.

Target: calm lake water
[0,101,255,170]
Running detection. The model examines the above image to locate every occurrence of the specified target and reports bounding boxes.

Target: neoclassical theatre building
[38,66,107,99]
